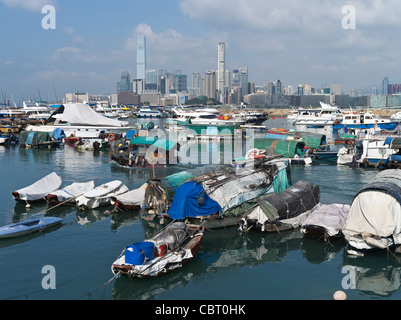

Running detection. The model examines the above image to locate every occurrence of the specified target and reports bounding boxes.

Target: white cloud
[0,0,56,11]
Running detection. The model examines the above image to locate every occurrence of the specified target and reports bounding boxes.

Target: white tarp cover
[48,181,95,202]
[111,183,147,207]
[76,182,129,209]
[342,191,401,249]
[342,169,401,250]
[14,172,62,201]
[55,103,129,127]
[301,203,350,237]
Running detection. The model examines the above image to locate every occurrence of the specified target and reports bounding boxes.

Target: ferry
[137,106,165,118]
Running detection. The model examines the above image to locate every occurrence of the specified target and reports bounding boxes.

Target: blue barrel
[135,241,155,261]
[125,245,145,265]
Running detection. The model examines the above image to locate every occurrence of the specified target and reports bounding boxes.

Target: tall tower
[136,35,146,80]
[382,77,389,95]
[218,42,225,102]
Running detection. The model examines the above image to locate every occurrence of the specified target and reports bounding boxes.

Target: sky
[1,0,401,104]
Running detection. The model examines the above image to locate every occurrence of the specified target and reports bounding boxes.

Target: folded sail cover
[167,181,222,220]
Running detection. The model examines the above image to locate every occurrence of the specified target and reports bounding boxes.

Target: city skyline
[1,0,401,104]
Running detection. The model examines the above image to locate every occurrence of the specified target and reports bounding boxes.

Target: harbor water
[1,117,401,300]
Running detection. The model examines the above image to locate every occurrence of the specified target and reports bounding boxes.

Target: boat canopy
[129,136,158,146]
[151,139,177,151]
[253,138,306,158]
[48,103,129,127]
[342,169,401,250]
[167,181,222,220]
[384,137,401,149]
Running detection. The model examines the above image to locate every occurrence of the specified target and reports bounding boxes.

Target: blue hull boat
[0,217,63,238]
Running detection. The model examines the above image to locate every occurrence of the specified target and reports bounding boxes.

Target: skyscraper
[205,71,217,99]
[239,67,248,97]
[117,71,132,93]
[136,35,146,80]
[218,42,226,103]
[382,77,389,95]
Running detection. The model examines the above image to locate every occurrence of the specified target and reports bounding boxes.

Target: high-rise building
[136,35,146,80]
[218,42,225,102]
[205,71,217,99]
[239,67,248,97]
[117,71,132,93]
[174,75,187,93]
[192,72,204,97]
[382,77,389,95]
[145,69,158,91]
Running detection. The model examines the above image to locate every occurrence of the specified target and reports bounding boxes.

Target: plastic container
[125,245,145,265]
[135,241,155,260]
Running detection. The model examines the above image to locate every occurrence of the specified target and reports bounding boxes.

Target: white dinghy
[75,180,129,210]
[45,181,95,205]
[12,172,62,203]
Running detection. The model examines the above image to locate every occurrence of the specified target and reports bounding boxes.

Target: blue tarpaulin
[167,181,222,220]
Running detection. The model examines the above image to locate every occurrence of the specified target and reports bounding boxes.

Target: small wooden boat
[111,222,204,278]
[0,217,63,238]
[12,172,63,203]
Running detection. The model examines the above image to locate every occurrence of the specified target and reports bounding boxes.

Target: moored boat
[45,181,95,205]
[111,183,147,211]
[111,222,204,278]
[342,169,401,252]
[12,172,63,203]
[0,217,63,238]
[300,203,350,239]
[75,180,129,210]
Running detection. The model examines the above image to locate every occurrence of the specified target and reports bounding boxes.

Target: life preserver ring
[245,148,260,159]
[108,133,115,141]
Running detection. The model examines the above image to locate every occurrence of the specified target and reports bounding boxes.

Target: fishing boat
[24,103,131,139]
[157,158,292,229]
[111,222,204,278]
[12,172,62,203]
[238,180,320,232]
[18,128,65,149]
[342,169,401,252]
[300,203,350,239]
[0,217,63,238]
[75,180,129,210]
[45,181,95,205]
[111,183,147,211]
[111,137,178,168]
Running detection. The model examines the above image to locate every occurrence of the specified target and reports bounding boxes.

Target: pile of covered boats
[8,156,401,279]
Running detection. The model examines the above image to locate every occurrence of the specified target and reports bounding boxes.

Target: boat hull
[0,217,63,238]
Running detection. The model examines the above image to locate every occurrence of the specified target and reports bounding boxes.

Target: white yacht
[137,106,165,118]
[171,107,245,126]
[22,100,52,120]
[25,103,131,139]
[289,102,343,125]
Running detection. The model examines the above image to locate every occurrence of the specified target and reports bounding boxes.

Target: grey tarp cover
[301,203,350,237]
[203,159,288,213]
[242,180,320,230]
[148,222,190,251]
[342,169,401,250]
[13,172,62,201]
[51,103,129,127]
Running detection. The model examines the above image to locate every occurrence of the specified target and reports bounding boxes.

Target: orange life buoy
[108,133,115,141]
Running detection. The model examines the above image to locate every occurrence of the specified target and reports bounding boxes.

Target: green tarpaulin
[253,138,306,158]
